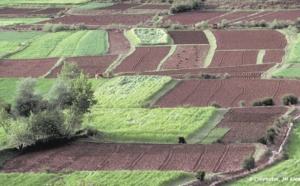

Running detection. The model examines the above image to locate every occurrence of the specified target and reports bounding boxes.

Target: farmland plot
[85,107,215,143]
[1,142,255,173]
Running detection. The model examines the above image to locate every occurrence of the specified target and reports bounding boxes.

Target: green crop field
[84,107,215,143]
[0,0,90,6]
[9,30,108,59]
[75,2,114,10]
[0,18,48,27]
[126,28,171,46]
[0,171,194,186]
[93,76,172,108]
[287,34,300,63]
[230,122,300,186]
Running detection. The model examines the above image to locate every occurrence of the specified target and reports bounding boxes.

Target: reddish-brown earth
[0,8,38,14]
[216,107,287,143]
[122,63,275,79]
[114,46,171,73]
[209,50,259,67]
[39,14,154,27]
[154,79,300,107]
[168,31,209,44]
[108,29,130,55]
[162,45,210,69]
[1,142,255,173]
[208,11,257,24]
[251,10,300,22]
[213,30,286,50]
[26,8,65,15]
[0,58,58,78]
[46,55,118,78]
[163,11,228,25]
[263,50,285,63]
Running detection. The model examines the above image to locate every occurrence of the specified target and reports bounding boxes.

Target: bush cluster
[281,94,298,105]
[241,156,255,171]
[170,0,205,14]
[42,23,87,33]
[251,97,275,107]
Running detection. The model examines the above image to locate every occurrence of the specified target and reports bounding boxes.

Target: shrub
[251,97,275,107]
[195,21,208,29]
[220,19,229,28]
[51,23,65,32]
[257,136,267,145]
[195,170,205,181]
[211,101,220,108]
[75,23,87,30]
[241,156,255,171]
[266,127,276,144]
[238,100,245,107]
[42,23,53,32]
[281,94,298,105]
[170,0,204,14]
[258,20,268,27]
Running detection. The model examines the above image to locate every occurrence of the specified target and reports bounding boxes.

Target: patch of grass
[203,30,216,67]
[75,2,114,10]
[287,33,300,63]
[0,31,45,42]
[200,128,230,144]
[126,28,171,46]
[84,107,215,143]
[9,30,108,59]
[157,45,177,71]
[256,50,266,64]
[0,171,194,186]
[0,18,48,26]
[0,42,20,58]
[288,122,300,159]
[93,76,172,108]
[0,0,89,5]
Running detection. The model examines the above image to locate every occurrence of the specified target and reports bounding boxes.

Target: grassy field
[93,76,172,108]
[273,64,300,78]
[230,122,300,186]
[287,33,300,63]
[84,107,215,143]
[0,0,90,5]
[0,31,45,58]
[126,28,171,46]
[0,171,195,186]
[9,30,108,59]
[75,2,114,10]
[0,18,48,27]
[200,128,230,144]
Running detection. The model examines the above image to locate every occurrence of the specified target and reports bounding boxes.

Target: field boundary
[42,57,65,78]
[156,45,177,71]
[203,30,216,68]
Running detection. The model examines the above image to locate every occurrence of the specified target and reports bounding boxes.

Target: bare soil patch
[1,142,255,173]
[263,49,285,63]
[168,31,209,44]
[0,58,58,78]
[108,29,130,55]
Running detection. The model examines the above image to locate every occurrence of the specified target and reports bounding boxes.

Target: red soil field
[251,10,300,22]
[263,49,285,63]
[123,63,275,79]
[154,79,300,108]
[162,45,210,69]
[168,31,209,44]
[0,8,38,14]
[208,11,258,24]
[108,30,130,55]
[46,55,118,78]
[216,107,287,143]
[209,50,259,67]
[1,142,255,173]
[0,58,58,78]
[213,30,286,50]
[230,10,275,23]
[163,11,228,25]
[40,14,154,26]
[132,4,171,9]
[114,46,171,73]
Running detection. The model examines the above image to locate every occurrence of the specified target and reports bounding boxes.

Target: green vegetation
[93,76,172,108]
[126,28,171,46]
[0,42,20,58]
[201,128,230,144]
[287,34,300,63]
[85,107,215,143]
[0,171,195,186]
[0,18,48,27]
[75,2,114,10]
[256,50,265,64]
[0,0,89,5]
[203,30,216,67]
[9,30,108,59]
[230,122,300,186]
[273,66,300,78]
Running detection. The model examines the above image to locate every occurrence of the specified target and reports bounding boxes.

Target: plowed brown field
[0,58,58,78]
[114,46,171,73]
[108,30,130,54]
[1,142,255,173]
[168,31,209,44]
[217,107,287,143]
[154,79,300,107]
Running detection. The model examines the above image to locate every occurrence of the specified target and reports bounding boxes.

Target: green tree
[0,97,11,133]
[242,156,255,171]
[14,78,48,117]
[195,170,205,181]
